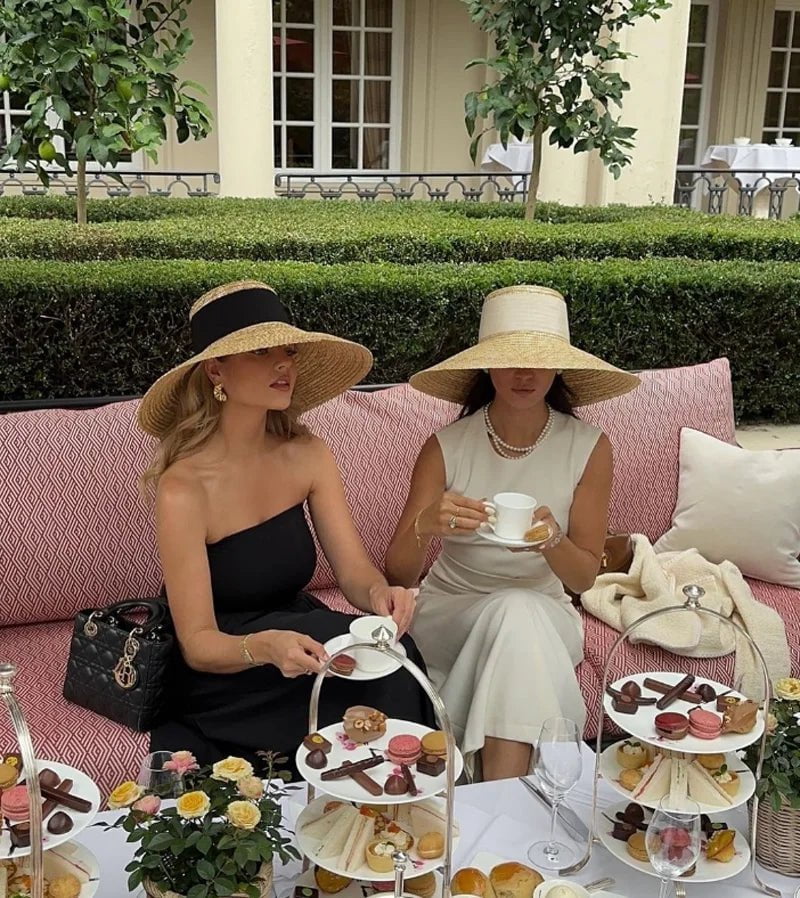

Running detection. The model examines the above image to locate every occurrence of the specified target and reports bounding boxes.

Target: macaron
[420,730,447,759]
[654,712,689,740]
[688,708,723,740]
[626,831,651,862]
[386,734,422,766]
[330,654,356,677]
[0,762,19,789]
[1,784,30,823]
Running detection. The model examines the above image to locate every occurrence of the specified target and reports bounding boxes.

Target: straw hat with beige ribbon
[138,280,373,439]
[409,285,640,406]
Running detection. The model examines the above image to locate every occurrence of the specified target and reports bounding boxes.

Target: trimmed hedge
[2,257,798,422]
[2,198,800,263]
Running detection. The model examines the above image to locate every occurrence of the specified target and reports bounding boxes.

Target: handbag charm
[113,628,142,690]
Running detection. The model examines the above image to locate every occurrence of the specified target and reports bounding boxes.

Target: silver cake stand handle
[0,662,44,898]
[307,625,458,898]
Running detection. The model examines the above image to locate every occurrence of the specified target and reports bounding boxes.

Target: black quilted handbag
[62,599,174,732]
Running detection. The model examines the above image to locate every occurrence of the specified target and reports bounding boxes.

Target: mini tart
[619,768,644,791]
[712,768,741,797]
[417,831,444,860]
[616,741,649,770]
[626,831,651,863]
[366,839,397,874]
[406,873,437,898]
[697,752,726,770]
[706,829,736,862]
[314,867,352,894]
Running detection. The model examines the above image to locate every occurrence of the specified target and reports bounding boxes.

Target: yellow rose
[108,781,145,809]
[227,800,261,830]
[775,678,800,700]
[238,775,264,800]
[212,756,254,782]
[176,790,211,820]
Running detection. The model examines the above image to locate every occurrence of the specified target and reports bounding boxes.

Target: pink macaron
[386,734,422,766]
[1,784,30,823]
[688,707,723,740]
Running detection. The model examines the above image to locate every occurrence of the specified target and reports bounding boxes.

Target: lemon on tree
[0,74,10,91]
[38,139,56,162]
[116,79,133,101]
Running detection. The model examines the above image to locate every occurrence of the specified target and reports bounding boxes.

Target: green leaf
[197,859,216,881]
[55,51,81,73]
[197,835,213,855]
[92,62,111,87]
[52,96,71,122]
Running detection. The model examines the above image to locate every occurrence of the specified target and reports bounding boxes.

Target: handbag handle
[86,599,170,637]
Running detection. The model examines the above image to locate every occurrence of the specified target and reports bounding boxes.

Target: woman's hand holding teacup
[416,491,488,539]
[508,504,562,553]
[369,584,416,636]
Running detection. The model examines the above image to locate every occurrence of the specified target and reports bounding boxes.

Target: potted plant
[744,677,800,875]
[102,750,299,898]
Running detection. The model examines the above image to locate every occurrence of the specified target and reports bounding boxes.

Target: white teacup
[349,615,398,672]
[775,137,792,147]
[733,136,751,146]
[483,491,537,541]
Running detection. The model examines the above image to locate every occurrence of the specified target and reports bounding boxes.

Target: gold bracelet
[241,633,258,667]
[413,511,428,548]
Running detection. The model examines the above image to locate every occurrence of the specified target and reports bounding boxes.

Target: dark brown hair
[459,370,577,419]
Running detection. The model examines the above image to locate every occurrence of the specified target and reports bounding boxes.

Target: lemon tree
[463,0,671,219]
[0,0,212,224]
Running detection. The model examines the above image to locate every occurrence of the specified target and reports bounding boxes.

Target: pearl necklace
[483,404,553,460]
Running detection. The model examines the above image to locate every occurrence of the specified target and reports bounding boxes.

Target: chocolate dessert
[306,750,328,770]
[47,812,73,835]
[303,733,332,754]
[416,754,446,777]
[384,774,408,796]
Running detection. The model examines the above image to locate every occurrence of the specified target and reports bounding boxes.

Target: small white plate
[324,634,408,681]
[2,840,100,898]
[293,858,444,896]
[477,525,546,549]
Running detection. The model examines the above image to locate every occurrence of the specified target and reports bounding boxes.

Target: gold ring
[448,515,457,529]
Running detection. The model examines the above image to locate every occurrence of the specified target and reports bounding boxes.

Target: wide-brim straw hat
[138,280,373,438]
[410,285,640,406]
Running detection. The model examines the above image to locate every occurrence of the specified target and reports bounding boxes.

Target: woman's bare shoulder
[156,458,209,521]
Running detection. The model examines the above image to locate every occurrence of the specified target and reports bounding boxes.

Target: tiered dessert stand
[0,662,102,898]
[562,586,778,896]
[296,625,462,898]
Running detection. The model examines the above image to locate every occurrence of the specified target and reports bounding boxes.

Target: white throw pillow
[654,428,800,587]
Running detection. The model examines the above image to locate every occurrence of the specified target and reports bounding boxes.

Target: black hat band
[190,287,291,353]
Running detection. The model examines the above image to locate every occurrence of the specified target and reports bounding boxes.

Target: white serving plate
[293,858,444,897]
[596,800,749,884]
[598,740,755,814]
[296,794,458,882]
[603,672,764,754]
[296,719,463,804]
[469,853,624,898]
[0,761,101,860]
[1,839,100,898]
[323,634,408,681]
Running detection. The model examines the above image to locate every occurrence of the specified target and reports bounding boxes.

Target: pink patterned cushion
[302,386,457,589]
[579,358,736,541]
[0,400,161,627]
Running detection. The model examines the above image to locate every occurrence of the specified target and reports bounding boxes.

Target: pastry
[48,875,81,898]
[304,733,332,754]
[696,684,717,703]
[321,756,383,781]
[697,752,726,770]
[420,731,447,759]
[616,740,649,770]
[621,680,642,699]
[643,678,703,706]
[717,694,740,713]
[656,674,696,710]
[706,829,736,863]
[711,765,740,798]
[619,768,643,791]
[654,712,689,740]
[523,522,551,544]
[489,861,544,898]
[687,708,723,740]
[330,654,357,677]
[387,735,422,766]
[611,820,638,841]
[1,785,30,822]
[314,866,352,894]
[47,812,74,835]
[406,873,437,898]
[612,694,638,714]
[417,754,446,777]
[384,774,408,796]
[416,831,444,859]
[451,868,493,898]
[400,764,419,796]
[383,820,414,851]
[306,750,328,770]
[0,762,19,789]
[343,706,388,744]
[722,700,758,734]
[626,831,651,863]
[366,838,397,873]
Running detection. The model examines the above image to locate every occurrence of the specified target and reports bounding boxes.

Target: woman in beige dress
[386,285,639,781]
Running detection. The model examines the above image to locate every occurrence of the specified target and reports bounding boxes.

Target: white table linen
[700,144,800,191]
[480,139,532,174]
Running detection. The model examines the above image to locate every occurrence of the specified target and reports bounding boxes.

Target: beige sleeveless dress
[411,408,601,777]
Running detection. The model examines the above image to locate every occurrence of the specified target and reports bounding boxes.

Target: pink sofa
[1,358,798,795]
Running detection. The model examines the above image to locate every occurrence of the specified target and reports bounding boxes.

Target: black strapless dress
[151,503,434,777]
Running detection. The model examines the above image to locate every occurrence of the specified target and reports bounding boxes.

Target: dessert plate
[603,672,764,754]
[0,760,101,860]
[296,794,459,881]
[476,525,545,549]
[296,719,464,804]
[323,634,408,681]
[598,740,755,814]
[293,857,444,897]
[596,800,749,883]
[1,840,100,898]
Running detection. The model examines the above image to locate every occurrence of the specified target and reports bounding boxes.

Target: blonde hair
[140,363,308,496]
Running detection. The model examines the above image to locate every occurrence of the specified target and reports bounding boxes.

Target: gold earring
[213,383,227,403]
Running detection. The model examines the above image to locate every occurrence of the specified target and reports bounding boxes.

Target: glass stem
[545,798,560,858]
[658,877,671,898]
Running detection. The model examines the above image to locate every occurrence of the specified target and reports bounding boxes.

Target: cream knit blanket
[580,534,789,697]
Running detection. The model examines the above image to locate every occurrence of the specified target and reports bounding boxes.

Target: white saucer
[477,524,546,548]
[324,633,407,681]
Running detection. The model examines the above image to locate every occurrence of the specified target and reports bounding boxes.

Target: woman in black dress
[137,280,433,774]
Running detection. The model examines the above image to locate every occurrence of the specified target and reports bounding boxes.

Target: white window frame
[679,0,718,165]
[764,1,800,143]
[273,0,403,173]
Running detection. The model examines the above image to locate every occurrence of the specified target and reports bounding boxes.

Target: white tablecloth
[700,144,800,190]
[74,745,797,897]
[480,139,532,174]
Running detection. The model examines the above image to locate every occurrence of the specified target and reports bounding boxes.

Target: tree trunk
[525,121,544,221]
[76,157,87,226]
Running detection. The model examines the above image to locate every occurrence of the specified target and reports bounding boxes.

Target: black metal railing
[274,171,530,202]
[0,168,221,197]
[675,166,800,219]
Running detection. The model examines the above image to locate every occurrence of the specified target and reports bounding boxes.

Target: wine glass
[646,798,701,898]
[137,751,183,798]
[527,717,583,870]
